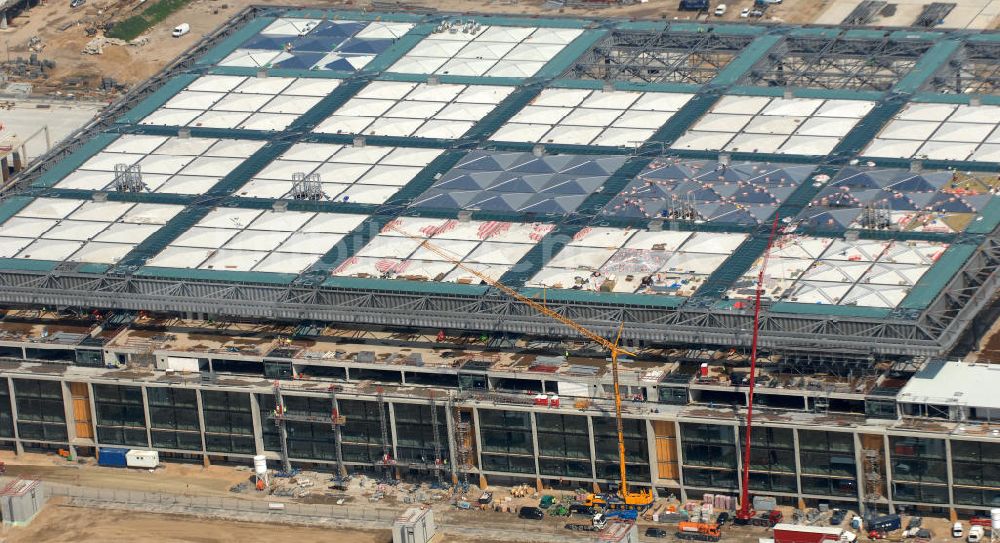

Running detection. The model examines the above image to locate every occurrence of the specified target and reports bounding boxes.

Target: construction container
[97,447,128,467]
[548,394,560,408]
[125,449,159,469]
[393,507,436,543]
[0,479,45,526]
[753,496,778,511]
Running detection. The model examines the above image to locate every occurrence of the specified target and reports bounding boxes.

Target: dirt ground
[3,500,393,543]
[0,451,248,497]
[0,0,828,97]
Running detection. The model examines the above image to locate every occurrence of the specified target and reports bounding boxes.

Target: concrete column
[195,390,209,467]
[645,419,659,498]
[944,438,955,512]
[140,386,153,448]
[883,434,895,514]
[61,382,77,457]
[471,407,485,487]
[87,383,99,447]
[387,402,400,480]
[733,423,745,506]
[674,421,687,502]
[445,395,458,484]
[529,411,542,491]
[852,433,867,513]
[7,377,23,455]
[249,392,265,456]
[792,428,804,508]
[587,414,599,493]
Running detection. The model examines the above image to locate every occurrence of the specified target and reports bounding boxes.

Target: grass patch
[106,0,191,41]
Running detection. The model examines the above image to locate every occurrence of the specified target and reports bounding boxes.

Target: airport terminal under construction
[0,5,998,523]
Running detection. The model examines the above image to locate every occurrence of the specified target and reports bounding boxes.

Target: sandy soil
[3,500,392,543]
[0,451,248,497]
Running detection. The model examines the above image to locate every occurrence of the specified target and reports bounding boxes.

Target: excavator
[387,224,654,511]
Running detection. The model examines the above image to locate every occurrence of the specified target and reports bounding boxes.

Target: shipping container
[97,447,128,467]
[125,450,159,469]
[773,523,856,543]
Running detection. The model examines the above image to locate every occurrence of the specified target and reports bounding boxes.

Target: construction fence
[43,482,400,526]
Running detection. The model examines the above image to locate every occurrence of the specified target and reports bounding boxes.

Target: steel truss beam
[743,36,930,90]
[0,227,995,356]
[929,42,1000,94]
[566,30,751,85]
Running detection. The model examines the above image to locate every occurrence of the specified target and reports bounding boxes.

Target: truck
[869,515,902,533]
[968,525,985,543]
[565,513,609,532]
[679,0,710,10]
[739,510,784,527]
[773,524,858,543]
[97,447,128,467]
[676,521,723,542]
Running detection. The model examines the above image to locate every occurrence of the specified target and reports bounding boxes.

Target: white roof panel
[863,138,924,158]
[897,102,957,122]
[711,95,771,115]
[761,98,824,117]
[916,140,978,160]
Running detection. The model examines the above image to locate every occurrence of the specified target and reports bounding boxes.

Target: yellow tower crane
[387,224,653,510]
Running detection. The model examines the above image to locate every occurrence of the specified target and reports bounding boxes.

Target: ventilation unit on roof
[291,172,326,201]
[113,163,147,193]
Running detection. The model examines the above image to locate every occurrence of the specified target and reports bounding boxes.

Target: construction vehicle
[773,524,857,543]
[676,521,723,542]
[565,513,610,532]
[387,224,653,511]
[734,216,782,526]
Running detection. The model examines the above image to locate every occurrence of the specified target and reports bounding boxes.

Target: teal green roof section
[666,22,763,36]
[276,9,427,22]
[789,28,844,38]
[116,74,199,125]
[0,258,57,272]
[966,197,1000,234]
[710,34,781,87]
[967,33,1000,44]
[898,243,978,310]
[76,263,111,274]
[197,16,275,66]
[137,266,297,285]
[894,39,961,94]
[535,29,606,79]
[323,276,488,296]
[30,133,118,188]
[616,21,667,32]
[911,92,1000,106]
[843,29,892,40]
[725,86,882,101]
[549,78,700,94]
[888,30,944,41]
[770,302,892,318]
[518,287,686,308]
[0,196,34,224]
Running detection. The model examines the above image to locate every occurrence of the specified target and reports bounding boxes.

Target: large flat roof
[897,361,1000,411]
[3,8,1000,355]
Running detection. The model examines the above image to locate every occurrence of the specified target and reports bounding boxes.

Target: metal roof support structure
[566,30,752,85]
[742,35,930,90]
[929,42,1000,94]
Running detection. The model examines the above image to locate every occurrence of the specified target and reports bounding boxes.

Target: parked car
[749,9,764,16]
[953,523,964,538]
[519,507,544,520]
[645,527,668,538]
[740,7,751,17]
[569,504,595,516]
[716,512,731,526]
[714,3,727,15]
[70,0,86,8]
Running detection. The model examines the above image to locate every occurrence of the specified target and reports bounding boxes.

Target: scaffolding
[291,172,325,201]
[863,448,883,503]
[453,405,472,488]
[269,381,346,475]
[565,30,751,85]
[742,36,930,91]
[913,2,955,27]
[859,201,892,230]
[112,163,146,192]
[429,391,444,485]
[375,386,396,480]
[841,0,887,25]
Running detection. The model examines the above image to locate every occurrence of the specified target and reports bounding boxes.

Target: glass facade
[393,403,449,466]
[202,391,255,454]
[479,409,535,474]
[799,430,857,497]
[94,384,147,447]
[536,413,592,478]
[147,387,201,451]
[593,416,649,483]
[13,379,67,442]
[890,436,948,504]
[681,423,737,490]
[952,440,1000,507]
[0,380,15,438]
[739,427,797,492]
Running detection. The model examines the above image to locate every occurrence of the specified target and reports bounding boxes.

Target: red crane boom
[736,215,782,523]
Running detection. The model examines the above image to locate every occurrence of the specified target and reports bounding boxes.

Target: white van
[714,4,727,15]
[171,23,190,38]
[968,526,984,543]
[952,522,963,538]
